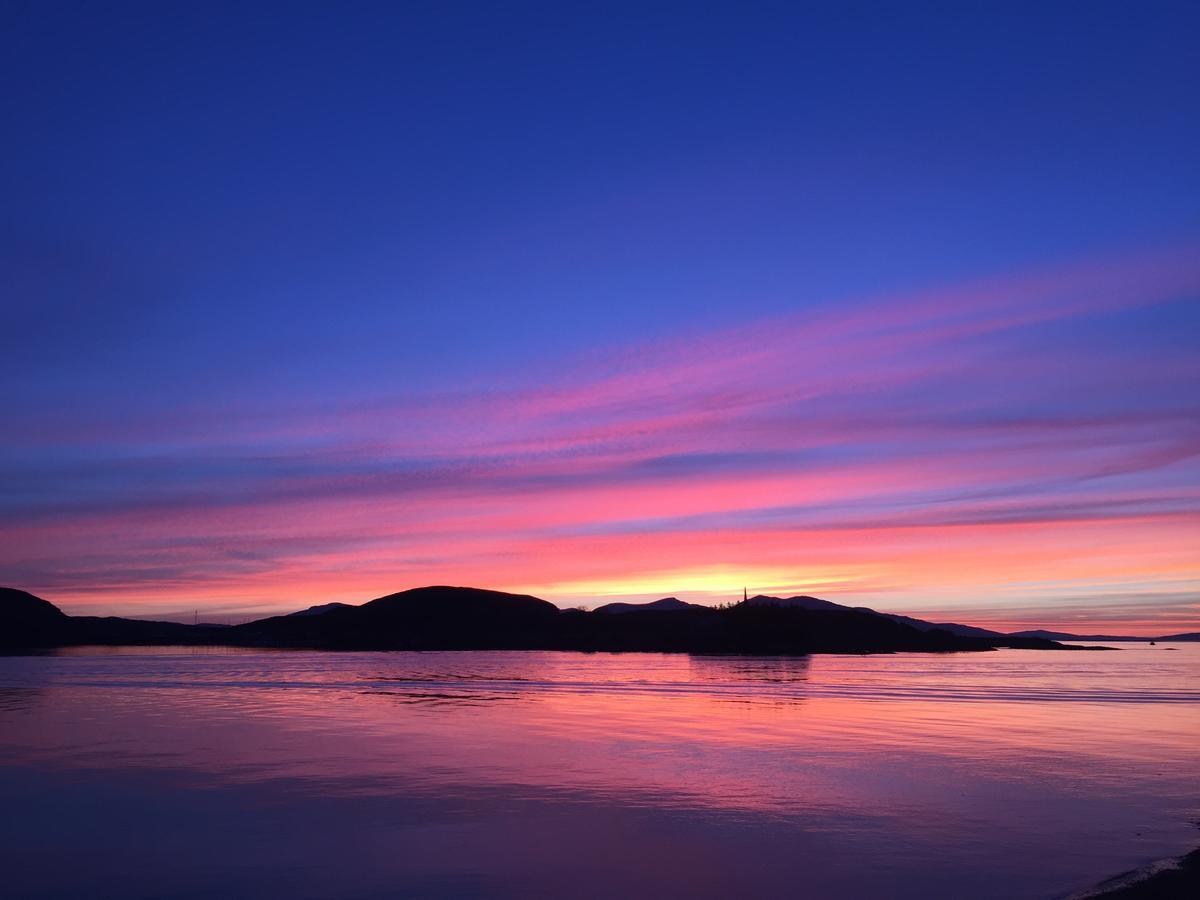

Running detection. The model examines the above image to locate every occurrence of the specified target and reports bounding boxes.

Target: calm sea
[1,644,1197,899]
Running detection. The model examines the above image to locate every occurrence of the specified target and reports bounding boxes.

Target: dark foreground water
[1,645,1198,899]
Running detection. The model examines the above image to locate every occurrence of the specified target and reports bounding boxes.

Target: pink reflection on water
[0,646,1198,899]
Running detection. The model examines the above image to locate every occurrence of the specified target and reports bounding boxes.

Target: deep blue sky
[2,2,1198,625]
[5,1,1197,413]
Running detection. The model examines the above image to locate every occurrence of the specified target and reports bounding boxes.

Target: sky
[2,2,1198,633]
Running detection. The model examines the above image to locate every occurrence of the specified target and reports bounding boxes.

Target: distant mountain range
[4,585,1172,655]
[1007,629,1199,642]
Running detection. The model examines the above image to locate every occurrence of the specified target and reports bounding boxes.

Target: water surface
[2,645,1198,898]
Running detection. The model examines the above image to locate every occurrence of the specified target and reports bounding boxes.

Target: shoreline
[1069,846,1200,899]
[3,640,1109,656]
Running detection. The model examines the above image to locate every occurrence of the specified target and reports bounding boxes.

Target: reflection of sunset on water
[3,646,1197,897]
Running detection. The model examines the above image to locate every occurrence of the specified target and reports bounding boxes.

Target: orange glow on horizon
[8,247,1198,637]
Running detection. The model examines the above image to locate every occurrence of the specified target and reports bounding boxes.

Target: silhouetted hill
[2,585,1112,654]
[0,587,69,646]
[232,586,560,649]
[745,594,845,611]
[593,597,702,614]
[746,593,1005,638]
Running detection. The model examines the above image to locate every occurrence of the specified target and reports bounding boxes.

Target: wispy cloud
[4,244,1198,631]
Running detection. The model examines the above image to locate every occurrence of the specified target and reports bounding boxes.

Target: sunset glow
[5,7,1200,900]
[4,3,1199,639]
[6,246,1197,633]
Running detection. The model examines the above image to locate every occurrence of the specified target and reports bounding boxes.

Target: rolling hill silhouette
[0,587,68,646]
[743,594,1007,638]
[235,586,560,649]
[0,584,1124,654]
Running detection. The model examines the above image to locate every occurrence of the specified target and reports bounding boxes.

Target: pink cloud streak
[4,243,1199,633]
